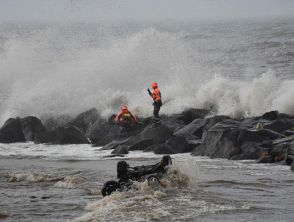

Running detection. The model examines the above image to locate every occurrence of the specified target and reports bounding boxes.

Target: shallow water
[0,144,293,222]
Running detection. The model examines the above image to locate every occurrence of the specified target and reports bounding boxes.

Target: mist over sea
[0,19,294,124]
[1,19,294,222]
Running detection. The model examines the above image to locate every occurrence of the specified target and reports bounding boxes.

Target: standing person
[147,82,162,119]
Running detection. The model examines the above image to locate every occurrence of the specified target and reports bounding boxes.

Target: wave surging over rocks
[0,24,294,124]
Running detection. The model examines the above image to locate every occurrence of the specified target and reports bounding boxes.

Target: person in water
[147,82,162,118]
[115,105,138,133]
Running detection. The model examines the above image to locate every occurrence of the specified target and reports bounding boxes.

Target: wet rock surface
[34,126,89,144]
[1,108,294,171]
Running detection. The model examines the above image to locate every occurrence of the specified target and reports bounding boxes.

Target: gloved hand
[147,88,152,96]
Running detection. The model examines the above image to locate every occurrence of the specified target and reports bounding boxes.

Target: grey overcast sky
[0,0,293,22]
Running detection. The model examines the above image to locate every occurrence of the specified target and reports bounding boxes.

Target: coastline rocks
[67,108,100,134]
[0,118,26,143]
[128,139,154,151]
[192,120,282,160]
[2,108,294,172]
[87,122,119,145]
[20,116,46,141]
[261,110,279,120]
[179,108,210,124]
[139,123,173,144]
[237,128,281,145]
[34,126,89,144]
[0,116,47,143]
[43,115,72,131]
[263,119,294,133]
[174,118,208,138]
[238,142,264,160]
[101,138,132,150]
[159,114,186,132]
[111,145,129,155]
[192,122,241,159]
[155,136,193,154]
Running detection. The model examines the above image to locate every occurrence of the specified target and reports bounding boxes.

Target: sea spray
[73,164,251,222]
[73,166,190,222]
[1,23,294,124]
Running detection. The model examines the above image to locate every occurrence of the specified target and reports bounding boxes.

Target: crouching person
[115,105,138,135]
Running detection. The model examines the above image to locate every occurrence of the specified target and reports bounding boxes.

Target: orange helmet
[152,82,158,89]
[121,105,128,111]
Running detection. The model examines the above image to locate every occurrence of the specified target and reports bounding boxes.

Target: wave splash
[73,166,249,222]
[0,25,293,124]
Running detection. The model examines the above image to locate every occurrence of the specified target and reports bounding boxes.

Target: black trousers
[153,101,162,118]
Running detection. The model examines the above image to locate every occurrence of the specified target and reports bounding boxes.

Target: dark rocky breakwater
[0,108,293,171]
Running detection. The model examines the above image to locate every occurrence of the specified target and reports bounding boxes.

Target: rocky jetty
[1,108,294,170]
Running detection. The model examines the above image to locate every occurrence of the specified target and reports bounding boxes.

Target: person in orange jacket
[115,105,138,129]
[147,82,162,118]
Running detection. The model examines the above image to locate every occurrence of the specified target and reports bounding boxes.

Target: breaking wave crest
[1,171,64,183]
[0,24,293,124]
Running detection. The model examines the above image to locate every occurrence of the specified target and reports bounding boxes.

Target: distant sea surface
[0,19,294,221]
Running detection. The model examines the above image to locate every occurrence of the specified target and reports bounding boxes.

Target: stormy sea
[0,19,294,221]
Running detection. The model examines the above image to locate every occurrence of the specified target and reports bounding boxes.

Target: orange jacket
[151,87,161,102]
[115,110,138,123]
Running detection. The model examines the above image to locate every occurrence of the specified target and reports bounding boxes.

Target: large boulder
[0,118,25,143]
[174,118,208,138]
[88,116,145,145]
[261,110,279,121]
[68,108,100,133]
[34,126,89,144]
[237,128,281,145]
[91,132,121,147]
[178,108,210,124]
[139,123,173,144]
[145,136,194,154]
[20,116,46,141]
[269,136,294,162]
[128,139,154,151]
[261,110,294,121]
[160,136,193,154]
[100,138,132,150]
[111,145,129,155]
[240,117,270,129]
[43,115,72,131]
[160,114,186,132]
[203,115,232,132]
[263,119,294,134]
[238,141,265,160]
[192,122,241,159]
[87,121,119,144]
[192,119,283,160]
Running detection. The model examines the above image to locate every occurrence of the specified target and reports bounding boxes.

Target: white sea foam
[73,165,250,222]
[1,24,293,124]
[0,142,160,160]
[1,171,64,183]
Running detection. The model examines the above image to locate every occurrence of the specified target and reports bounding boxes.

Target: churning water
[0,145,293,222]
[1,19,294,221]
[0,19,294,123]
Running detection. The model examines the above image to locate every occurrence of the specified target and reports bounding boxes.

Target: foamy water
[0,20,294,124]
[0,145,293,222]
[0,142,160,160]
[1,19,294,222]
